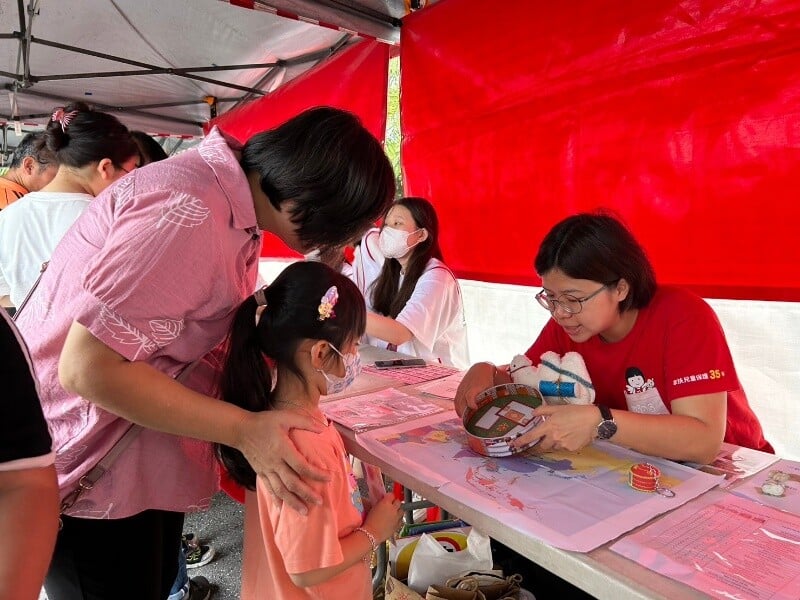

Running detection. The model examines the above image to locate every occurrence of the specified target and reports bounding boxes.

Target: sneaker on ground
[185,575,213,600]
[183,534,216,569]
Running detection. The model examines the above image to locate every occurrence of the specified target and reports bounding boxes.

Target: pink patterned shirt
[15,127,262,518]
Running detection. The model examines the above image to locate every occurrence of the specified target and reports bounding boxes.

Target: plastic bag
[390,525,472,580]
[407,528,493,593]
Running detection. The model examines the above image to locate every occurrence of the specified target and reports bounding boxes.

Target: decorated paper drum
[462,383,545,457]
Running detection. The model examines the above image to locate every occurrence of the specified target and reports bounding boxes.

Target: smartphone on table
[373,358,427,369]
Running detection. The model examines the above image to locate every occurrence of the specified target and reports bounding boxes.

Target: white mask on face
[378,227,422,259]
[319,343,362,395]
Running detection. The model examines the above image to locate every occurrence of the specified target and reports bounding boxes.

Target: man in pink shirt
[15,107,395,600]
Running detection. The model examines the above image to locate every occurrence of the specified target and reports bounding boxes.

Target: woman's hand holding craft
[512,404,598,452]
[454,362,497,417]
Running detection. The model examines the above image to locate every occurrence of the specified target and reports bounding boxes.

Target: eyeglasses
[115,163,138,174]
[535,284,611,315]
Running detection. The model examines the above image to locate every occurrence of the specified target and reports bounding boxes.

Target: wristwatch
[596,404,617,440]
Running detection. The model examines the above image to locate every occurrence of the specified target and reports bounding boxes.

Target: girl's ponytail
[214,261,366,490]
[216,294,272,490]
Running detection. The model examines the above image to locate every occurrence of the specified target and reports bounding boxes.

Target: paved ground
[184,491,245,599]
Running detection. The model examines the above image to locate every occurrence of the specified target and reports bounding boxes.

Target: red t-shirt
[525,286,773,453]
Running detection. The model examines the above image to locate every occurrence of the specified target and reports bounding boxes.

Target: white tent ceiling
[1,0,414,159]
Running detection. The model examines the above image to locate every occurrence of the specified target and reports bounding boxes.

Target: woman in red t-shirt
[455,212,772,463]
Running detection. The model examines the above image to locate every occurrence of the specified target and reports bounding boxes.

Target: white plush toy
[508,351,595,405]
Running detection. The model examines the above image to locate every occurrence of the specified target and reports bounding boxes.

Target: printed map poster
[321,388,445,432]
[611,491,800,600]
[358,411,724,552]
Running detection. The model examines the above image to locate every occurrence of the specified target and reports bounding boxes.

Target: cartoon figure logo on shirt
[623,366,668,415]
[624,367,655,394]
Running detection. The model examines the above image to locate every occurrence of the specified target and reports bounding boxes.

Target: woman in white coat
[351,197,469,369]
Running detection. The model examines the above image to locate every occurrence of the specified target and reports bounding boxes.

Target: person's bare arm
[290,494,403,587]
[365,311,414,346]
[0,465,58,600]
[0,295,12,308]
[516,392,726,463]
[609,392,725,463]
[59,321,330,512]
[290,529,375,587]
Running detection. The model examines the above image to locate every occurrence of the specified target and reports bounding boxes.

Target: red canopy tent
[400,0,800,302]
[207,0,800,302]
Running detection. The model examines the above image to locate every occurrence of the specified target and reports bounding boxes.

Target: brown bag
[386,576,425,600]
[444,571,523,600]
[426,584,487,600]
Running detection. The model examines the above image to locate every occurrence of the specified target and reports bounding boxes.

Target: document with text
[611,490,800,600]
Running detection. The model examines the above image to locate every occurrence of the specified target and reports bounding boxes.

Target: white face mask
[319,343,362,395]
[379,227,422,259]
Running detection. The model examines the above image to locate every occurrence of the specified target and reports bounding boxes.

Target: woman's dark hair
[370,197,443,318]
[534,212,657,312]
[130,131,168,165]
[241,106,395,252]
[216,261,366,489]
[44,102,138,169]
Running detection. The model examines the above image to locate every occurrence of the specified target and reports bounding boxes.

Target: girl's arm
[289,528,374,588]
[59,321,330,512]
[290,493,403,588]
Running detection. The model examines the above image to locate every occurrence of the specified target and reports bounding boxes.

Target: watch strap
[596,404,617,440]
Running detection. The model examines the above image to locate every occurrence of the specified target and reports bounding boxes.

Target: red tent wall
[208,39,391,258]
[401,0,800,301]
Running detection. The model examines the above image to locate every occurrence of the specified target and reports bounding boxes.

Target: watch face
[597,419,617,440]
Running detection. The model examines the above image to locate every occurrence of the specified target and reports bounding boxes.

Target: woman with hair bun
[0,102,139,308]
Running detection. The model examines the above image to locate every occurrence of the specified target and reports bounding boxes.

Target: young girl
[351,197,469,369]
[217,261,403,600]
[455,212,772,464]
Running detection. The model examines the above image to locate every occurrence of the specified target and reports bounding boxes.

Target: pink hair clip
[318,286,338,321]
[51,107,78,132]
